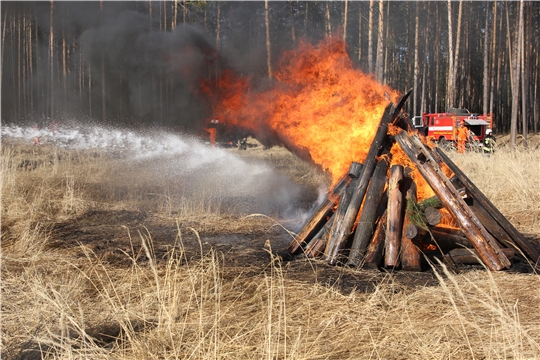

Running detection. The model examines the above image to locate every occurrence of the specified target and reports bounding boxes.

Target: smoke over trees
[2,1,539,139]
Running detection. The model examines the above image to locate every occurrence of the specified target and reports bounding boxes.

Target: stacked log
[287,92,539,272]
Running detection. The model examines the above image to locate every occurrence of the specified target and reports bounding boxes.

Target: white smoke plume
[2,122,308,219]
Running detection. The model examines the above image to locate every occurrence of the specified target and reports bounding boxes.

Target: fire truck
[413,108,492,149]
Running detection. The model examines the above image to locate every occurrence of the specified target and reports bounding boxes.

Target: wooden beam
[346,155,390,266]
[287,175,348,254]
[363,211,388,269]
[394,131,511,271]
[432,151,539,264]
[324,162,363,262]
[445,248,515,266]
[324,90,412,265]
[401,179,422,271]
[385,165,404,268]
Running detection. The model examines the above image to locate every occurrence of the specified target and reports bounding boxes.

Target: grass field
[2,131,539,359]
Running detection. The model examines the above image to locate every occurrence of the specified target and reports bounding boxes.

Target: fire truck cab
[418,108,492,147]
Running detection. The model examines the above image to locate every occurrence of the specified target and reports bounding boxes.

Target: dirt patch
[49,209,539,295]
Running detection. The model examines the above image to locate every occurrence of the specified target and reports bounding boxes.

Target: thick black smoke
[1,1,317,135]
[1,2,233,131]
[78,10,225,128]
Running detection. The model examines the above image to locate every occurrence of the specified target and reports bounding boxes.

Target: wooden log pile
[287,93,540,272]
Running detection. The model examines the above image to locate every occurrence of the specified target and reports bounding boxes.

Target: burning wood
[394,131,511,271]
[287,175,349,254]
[287,91,537,272]
[347,154,390,267]
[384,164,404,268]
[363,211,387,269]
[400,180,422,271]
[324,162,364,264]
[433,148,540,265]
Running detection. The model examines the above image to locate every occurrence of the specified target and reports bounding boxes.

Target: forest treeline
[1,1,539,147]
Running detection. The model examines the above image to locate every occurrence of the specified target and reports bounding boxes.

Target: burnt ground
[49,209,540,294]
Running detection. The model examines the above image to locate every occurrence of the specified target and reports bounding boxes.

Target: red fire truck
[413,108,492,149]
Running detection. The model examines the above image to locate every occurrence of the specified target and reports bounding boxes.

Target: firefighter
[457,121,468,153]
[32,124,41,146]
[239,137,247,150]
[482,129,496,156]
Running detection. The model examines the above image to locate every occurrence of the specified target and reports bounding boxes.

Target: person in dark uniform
[239,137,247,150]
[482,129,496,156]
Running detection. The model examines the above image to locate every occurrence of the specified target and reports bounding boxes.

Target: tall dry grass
[446,145,540,235]
[2,138,539,359]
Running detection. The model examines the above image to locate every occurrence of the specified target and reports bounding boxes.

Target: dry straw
[2,138,539,359]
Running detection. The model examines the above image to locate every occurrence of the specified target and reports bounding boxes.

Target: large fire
[202,37,399,185]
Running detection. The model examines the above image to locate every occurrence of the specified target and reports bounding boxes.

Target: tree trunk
[452,0,463,108]
[290,1,296,44]
[182,0,187,23]
[325,1,332,37]
[535,50,539,134]
[172,0,178,29]
[489,1,497,118]
[509,1,523,149]
[216,2,221,51]
[520,2,528,148]
[375,0,384,82]
[265,0,272,78]
[434,4,440,113]
[357,1,362,62]
[447,0,454,110]
[49,0,54,118]
[368,0,374,74]
[413,2,419,116]
[483,4,490,116]
[342,0,348,41]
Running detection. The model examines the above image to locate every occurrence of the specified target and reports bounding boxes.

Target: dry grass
[2,136,540,359]
[446,140,540,235]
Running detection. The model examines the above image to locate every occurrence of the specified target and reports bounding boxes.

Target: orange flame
[438,208,459,229]
[203,37,399,185]
[389,143,435,201]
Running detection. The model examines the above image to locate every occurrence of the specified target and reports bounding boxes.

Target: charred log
[444,248,515,266]
[384,165,404,268]
[401,179,421,271]
[363,211,388,269]
[433,147,539,265]
[395,131,511,271]
[324,162,364,262]
[346,155,390,267]
[424,207,442,226]
[287,175,348,254]
[325,104,394,264]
